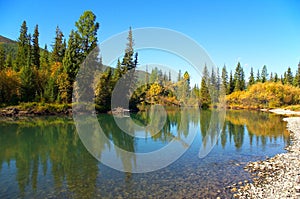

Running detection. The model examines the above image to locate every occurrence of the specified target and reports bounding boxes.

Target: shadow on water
[0,109,290,198]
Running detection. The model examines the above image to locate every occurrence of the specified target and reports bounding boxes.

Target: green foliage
[75,10,99,58]
[32,25,40,68]
[15,21,30,71]
[248,67,255,86]
[233,62,245,91]
[261,65,268,83]
[199,65,211,108]
[51,26,66,63]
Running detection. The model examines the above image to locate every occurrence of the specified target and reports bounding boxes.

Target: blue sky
[1,0,300,81]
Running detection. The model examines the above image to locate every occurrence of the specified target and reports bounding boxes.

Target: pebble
[232,117,300,199]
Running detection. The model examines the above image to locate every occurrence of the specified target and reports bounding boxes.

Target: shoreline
[233,109,300,198]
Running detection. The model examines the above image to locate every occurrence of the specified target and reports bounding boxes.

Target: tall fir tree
[221,65,228,94]
[40,44,50,69]
[15,21,30,71]
[0,45,5,69]
[228,70,234,94]
[75,10,100,60]
[199,65,211,108]
[256,69,261,83]
[52,26,65,63]
[32,24,40,68]
[233,62,245,91]
[284,67,293,85]
[261,65,268,83]
[248,67,255,86]
[62,30,82,102]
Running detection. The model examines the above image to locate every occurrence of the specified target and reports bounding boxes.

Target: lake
[0,109,290,198]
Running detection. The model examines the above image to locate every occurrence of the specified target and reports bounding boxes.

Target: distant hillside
[0,35,16,44]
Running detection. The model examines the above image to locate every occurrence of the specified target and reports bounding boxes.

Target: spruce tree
[32,24,40,68]
[199,65,211,108]
[261,65,268,83]
[285,67,293,85]
[15,21,30,71]
[62,30,82,102]
[228,71,234,94]
[0,45,5,69]
[256,69,261,82]
[248,67,255,86]
[233,62,245,91]
[52,26,65,63]
[75,10,100,60]
[221,65,228,94]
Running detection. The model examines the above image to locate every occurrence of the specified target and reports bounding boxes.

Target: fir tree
[228,70,234,94]
[261,65,268,83]
[221,65,228,94]
[233,62,245,91]
[248,67,255,86]
[15,21,30,71]
[199,65,211,108]
[52,26,65,63]
[32,24,40,68]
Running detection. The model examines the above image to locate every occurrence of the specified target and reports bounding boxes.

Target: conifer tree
[15,21,30,71]
[261,65,268,83]
[32,25,40,68]
[233,62,245,91]
[228,70,234,94]
[248,67,255,86]
[199,65,211,108]
[221,65,228,94]
[52,26,65,63]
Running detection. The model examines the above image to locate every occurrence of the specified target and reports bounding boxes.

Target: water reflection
[0,110,289,198]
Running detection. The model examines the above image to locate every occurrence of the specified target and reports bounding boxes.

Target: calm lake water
[0,109,290,198]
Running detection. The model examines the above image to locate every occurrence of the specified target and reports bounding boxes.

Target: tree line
[1,10,300,111]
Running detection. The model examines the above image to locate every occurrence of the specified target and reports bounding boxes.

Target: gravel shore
[234,113,300,199]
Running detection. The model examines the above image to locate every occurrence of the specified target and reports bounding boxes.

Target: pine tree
[32,24,40,68]
[285,67,293,85]
[233,62,245,91]
[52,26,65,63]
[62,30,82,102]
[269,72,274,82]
[221,65,228,94]
[248,67,255,86]
[0,45,5,69]
[256,69,261,83]
[228,70,234,94]
[293,70,300,87]
[75,10,100,59]
[40,44,50,69]
[15,21,30,71]
[177,69,182,81]
[4,53,13,68]
[199,65,211,108]
[274,73,279,82]
[261,65,268,83]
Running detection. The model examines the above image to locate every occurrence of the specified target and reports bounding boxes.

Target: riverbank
[0,103,72,117]
[233,109,300,198]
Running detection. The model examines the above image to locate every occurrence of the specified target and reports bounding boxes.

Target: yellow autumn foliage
[226,82,300,108]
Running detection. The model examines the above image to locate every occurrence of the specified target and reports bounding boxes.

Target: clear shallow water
[0,109,290,198]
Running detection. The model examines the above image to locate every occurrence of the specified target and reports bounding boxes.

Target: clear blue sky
[1,0,300,79]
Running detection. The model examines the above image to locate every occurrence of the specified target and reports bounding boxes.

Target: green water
[0,109,289,198]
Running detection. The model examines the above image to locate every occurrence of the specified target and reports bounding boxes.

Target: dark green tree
[228,70,234,94]
[75,10,100,59]
[284,67,293,85]
[62,30,82,102]
[15,21,30,71]
[261,65,268,83]
[256,69,261,83]
[199,65,211,108]
[248,67,255,86]
[52,26,65,63]
[221,65,228,94]
[0,45,5,69]
[274,73,279,83]
[233,62,245,91]
[32,25,40,68]
[40,44,50,69]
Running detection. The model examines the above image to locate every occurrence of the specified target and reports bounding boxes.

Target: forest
[1,10,300,112]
